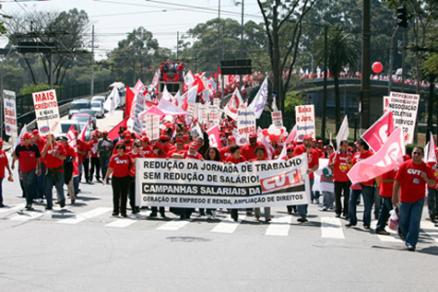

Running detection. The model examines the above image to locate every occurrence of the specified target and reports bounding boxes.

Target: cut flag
[347,128,405,185]
[361,111,394,152]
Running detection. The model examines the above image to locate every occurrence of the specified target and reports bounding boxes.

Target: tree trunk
[23,57,37,85]
[334,73,341,131]
[426,77,435,140]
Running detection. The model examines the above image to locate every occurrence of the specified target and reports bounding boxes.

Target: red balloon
[372,61,383,74]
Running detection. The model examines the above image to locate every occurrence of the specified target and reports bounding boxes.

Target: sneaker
[320,207,328,211]
[0,204,5,208]
[59,200,66,208]
[45,207,53,211]
[363,225,370,230]
[335,214,341,218]
[406,243,416,251]
[149,212,157,218]
[345,223,356,227]
[112,212,119,217]
[25,206,34,211]
[160,212,166,218]
[376,229,390,235]
[265,217,271,223]
[297,217,308,223]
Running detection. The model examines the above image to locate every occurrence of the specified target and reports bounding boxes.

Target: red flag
[66,125,77,148]
[361,111,394,152]
[108,118,128,140]
[193,75,205,93]
[207,125,222,149]
[124,86,135,118]
[348,128,404,184]
[79,122,89,142]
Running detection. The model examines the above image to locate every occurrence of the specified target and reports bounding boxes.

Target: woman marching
[104,143,132,217]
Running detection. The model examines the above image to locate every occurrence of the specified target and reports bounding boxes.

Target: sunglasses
[412,152,422,155]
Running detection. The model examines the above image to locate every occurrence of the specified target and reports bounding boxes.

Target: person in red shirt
[374,170,396,235]
[225,145,246,221]
[347,139,375,229]
[240,133,266,161]
[293,136,319,223]
[88,132,101,183]
[104,143,132,217]
[219,136,236,160]
[141,137,155,158]
[329,140,352,218]
[427,149,438,223]
[392,147,435,251]
[12,132,41,210]
[0,138,13,208]
[252,147,271,222]
[41,135,67,210]
[128,140,143,215]
[76,136,91,184]
[59,137,77,204]
[168,137,186,158]
[31,130,47,200]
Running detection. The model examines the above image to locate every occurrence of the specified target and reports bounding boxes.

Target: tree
[317,26,358,130]
[108,27,160,84]
[257,0,315,112]
[423,53,438,138]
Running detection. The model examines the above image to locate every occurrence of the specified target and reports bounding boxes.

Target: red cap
[32,129,39,135]
[159,135,170,141]
[175,137,184,143]
[303,135,312,140]
[23,132,33,140]
[189,142,199,149]
[249,133,258,139]
[141,136,150,143]
[123,130,131,138]
[227,136,236,142]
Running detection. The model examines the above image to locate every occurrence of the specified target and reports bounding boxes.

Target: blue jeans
[100,157,109,180]
[35,164,46,199]
[349,186,374,226]
[322,191,335,209]
[428,188,438,219]
[20,171,37,207]
[399,199,424,247]
[376,197,392,231]
[298,179,313,219]
[45,170,65,209]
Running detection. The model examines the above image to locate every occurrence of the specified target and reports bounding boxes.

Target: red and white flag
[207,125,222,148]
[79,122,89,142]
[425,132,437,163]
[361,111,394,152]
[347,127,405,185]
[224,88,243,121]
[285,124,297,144]
[66,125,77,148]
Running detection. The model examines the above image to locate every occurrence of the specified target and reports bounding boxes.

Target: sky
[0,0,262,60]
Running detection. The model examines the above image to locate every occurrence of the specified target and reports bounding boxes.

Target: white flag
[426,132,437,163]
[14,123,27,149]
[336,115,349,149]
[224,88,243,121]
[104,87,120,113]
[248,77,268,119]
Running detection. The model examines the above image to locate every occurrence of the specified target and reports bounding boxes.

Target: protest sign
[131,93,145,134]
[237,107,256,136]
[136,154,310,208]
[295,105,315,141]
[383,92,420,144]
[142,113,160,141]
[32,89,60,135]
[3,90,18,139]
[271,111,283,128]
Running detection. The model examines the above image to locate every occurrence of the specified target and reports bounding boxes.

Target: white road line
[265,216,292,236]
[321,217,345,239]
[371,220,403,243]
[9,210,45,222]
[421,221,438,243]
[106,218,137,228]
[211,215,246,234]
[0,203,25,215]
[157,220,190,231]
[57,207,112,224]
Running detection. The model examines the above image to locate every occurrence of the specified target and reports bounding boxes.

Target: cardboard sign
[142,113,160,141]
[384,92,420,144]
[295,105,315,141]
[32,89,60,135]
[3,90,17,139]
[271,111,283,128]
[237,107,256,136]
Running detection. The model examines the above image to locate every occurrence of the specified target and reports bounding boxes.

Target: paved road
[1,111,437,292]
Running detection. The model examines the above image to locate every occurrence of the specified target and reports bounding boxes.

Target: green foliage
[19,83,53,96]
[284,90,304,113]
[0,21,6,34]
[423,53,438,81]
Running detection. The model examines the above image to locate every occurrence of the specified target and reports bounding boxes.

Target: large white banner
[295,105,315,141]
[384,91,420,144]
[135,154,310,208]
[3,90,18,139]
[32,89,60,135]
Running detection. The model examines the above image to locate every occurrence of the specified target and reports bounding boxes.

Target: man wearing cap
[98,131,113,183]
[59,137,77,204]
[219,136,237,160]
[88,132,101,183]
[41,134,67,209]
[12,132,41,210]
[113,130,134,154]
[240,133,266,161]
[293,136,319,223]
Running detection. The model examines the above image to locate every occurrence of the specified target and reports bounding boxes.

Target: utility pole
[90,24,95,97]
[321,25,328,141]
[239,0,244,90]
[176,31,179,60]
[218,0,224,99]
[360,0,371,129]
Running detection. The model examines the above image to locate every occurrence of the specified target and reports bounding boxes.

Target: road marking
[9,210,45,222]
[211,215,246,234]
[371,220,403,243]
[265,216,292,236]
[421,221,438,243]
[320,217,345,239]
[105,218,138,228]
[57,207,112,224]
[0,203,25,215]
[157,220,190,231]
